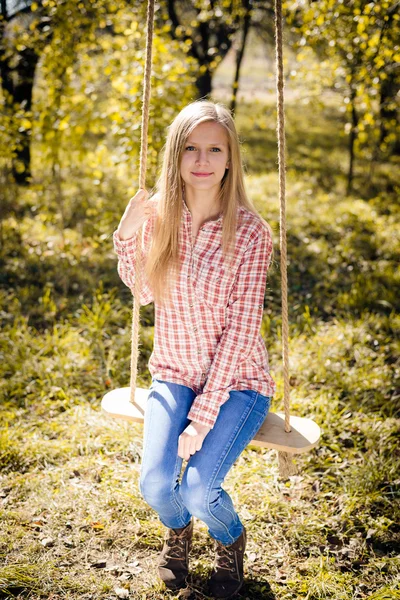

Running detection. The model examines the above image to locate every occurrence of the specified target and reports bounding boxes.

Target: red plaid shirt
[113,196,276,428]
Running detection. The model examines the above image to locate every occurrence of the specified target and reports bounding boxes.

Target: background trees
[1,0,398,190]
[0,2,398,597]
[286,0,400,194]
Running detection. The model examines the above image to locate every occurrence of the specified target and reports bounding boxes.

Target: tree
[230,0,251,113]
[0,0,41,183]
[286,0,400,195]
[1,0,262,183]
[229,0,279,113]
[161,0,245,98]
[0,0,147,184]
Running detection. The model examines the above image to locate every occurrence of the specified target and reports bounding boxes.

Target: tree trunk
[165,0,238,100]
[9,48,38,185]
[0,1,39,186]
[346,83,358,196]
[379,70,400,155]
[195,67,213,99]
[230,1,251,114]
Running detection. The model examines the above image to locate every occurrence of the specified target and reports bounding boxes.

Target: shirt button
[189,303,193,307]
[201,373,205,378]
[193,327,197,332]
[197,350,201,354]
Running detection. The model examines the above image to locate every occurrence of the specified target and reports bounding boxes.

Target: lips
[192,172,212,177]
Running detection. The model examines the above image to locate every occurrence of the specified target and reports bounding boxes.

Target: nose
[195,150,209,165]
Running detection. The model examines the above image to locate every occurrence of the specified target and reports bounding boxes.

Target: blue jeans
[139,379,272,545]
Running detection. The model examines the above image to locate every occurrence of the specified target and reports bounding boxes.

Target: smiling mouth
[192,172,212,176]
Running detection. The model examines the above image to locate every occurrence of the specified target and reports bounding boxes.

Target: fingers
[137,188,149,202]
[129,188,149,205]
[178,433,204,461]
[144,203,156,215]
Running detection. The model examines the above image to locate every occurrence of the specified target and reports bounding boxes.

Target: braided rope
[274,0,291,434]
[129,0,155,405]
[128,0,293,453]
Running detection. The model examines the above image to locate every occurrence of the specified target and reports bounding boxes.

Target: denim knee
[180,478,209,518]
[139,472,173,508]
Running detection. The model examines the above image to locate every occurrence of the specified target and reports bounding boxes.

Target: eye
[185,146,221,152]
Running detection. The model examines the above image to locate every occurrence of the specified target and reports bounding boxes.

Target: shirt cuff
[112,229,139,258]
[187,408,218,429]
[187,391,228,429]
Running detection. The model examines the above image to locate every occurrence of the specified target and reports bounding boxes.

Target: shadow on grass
[183,573,277,599]
[237,100,399,204]
[1,197,397,336]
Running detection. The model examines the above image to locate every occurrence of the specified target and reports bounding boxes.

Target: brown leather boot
[208,525,247,598]
[157,518,194,590]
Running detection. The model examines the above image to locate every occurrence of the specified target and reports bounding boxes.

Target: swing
[101,0,321,477]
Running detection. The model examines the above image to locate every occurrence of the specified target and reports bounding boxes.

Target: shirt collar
[182,195,225,227]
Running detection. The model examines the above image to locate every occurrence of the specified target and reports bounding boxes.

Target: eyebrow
[186,141,226,146]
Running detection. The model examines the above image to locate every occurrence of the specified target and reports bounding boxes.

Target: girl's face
[180,121,230,193]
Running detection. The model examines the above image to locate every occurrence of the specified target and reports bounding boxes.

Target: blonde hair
[145,99,273,306]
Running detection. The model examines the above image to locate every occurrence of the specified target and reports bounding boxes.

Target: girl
[113,100,276,598]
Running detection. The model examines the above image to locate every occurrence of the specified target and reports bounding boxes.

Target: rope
[129,0,155,405]
[128,0,294,473]
[274,0,291,434]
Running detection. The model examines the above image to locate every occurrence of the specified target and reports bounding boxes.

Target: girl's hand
[117,188,156,241]
[178,421,212,461]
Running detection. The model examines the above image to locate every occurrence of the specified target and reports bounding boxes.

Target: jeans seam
[244,392,271,421]
[205,390,259,543]
[139,388,156,496]
[141,382,188,527]
[170,452,186,525]
[219,491,236,524]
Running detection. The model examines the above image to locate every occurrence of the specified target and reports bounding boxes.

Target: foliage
[0,11,399,599]
[0,91,399,596]
[286,0,400,160]
[0,0,198,189]
[156,0,250,93]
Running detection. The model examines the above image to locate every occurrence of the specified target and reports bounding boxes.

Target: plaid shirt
[112,196,276,428]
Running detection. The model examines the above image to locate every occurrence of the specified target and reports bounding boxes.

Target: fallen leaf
[90,560,107,569]
[126,560,139,567]
[114,587,129,598]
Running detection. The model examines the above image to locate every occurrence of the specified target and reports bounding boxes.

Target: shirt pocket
[194,264,235,308]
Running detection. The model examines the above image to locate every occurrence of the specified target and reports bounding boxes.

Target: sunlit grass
[1,93,399,599]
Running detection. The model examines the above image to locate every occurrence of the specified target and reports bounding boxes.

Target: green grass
[0,89,399,599]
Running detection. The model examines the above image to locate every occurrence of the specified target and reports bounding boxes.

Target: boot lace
[165,530,188,559]
[167,538,185,560]
[214,541,236,572]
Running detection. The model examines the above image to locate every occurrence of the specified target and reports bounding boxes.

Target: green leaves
[286,0,400,164]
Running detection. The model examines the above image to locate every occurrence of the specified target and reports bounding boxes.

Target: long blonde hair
[145,99,273,307]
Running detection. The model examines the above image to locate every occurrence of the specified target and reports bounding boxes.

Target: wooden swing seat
[100,0,322,470]
[101,387,321,454]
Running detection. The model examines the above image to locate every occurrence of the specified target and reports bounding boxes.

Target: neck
[183,185,222,222]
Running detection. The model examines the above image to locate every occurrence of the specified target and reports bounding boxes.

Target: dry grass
[1,41,399,600]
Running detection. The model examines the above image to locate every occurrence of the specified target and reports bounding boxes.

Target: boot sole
[162,576,189,591]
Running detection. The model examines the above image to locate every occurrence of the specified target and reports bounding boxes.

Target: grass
[0,84,399,599]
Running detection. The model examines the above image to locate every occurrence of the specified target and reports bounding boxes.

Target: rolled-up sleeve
[112,217,154,306]
[187,225,273,428]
